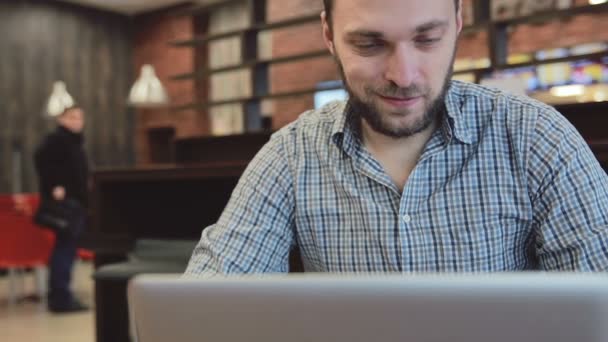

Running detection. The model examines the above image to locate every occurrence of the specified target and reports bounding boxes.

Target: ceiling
[59,0,190,15]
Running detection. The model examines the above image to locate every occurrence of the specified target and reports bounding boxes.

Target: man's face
[323,0,462,138]
[58,107,85,133]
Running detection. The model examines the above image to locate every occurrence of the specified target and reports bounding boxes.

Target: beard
[337,54,455,139]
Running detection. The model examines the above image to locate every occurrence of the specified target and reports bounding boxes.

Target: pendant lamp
[128,64,169,107]
[46,81,74,117]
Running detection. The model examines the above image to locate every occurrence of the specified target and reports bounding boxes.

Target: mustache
[371,83,427,98]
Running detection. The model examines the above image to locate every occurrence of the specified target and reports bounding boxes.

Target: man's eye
[416,37,441,45]
[353,41,383,50]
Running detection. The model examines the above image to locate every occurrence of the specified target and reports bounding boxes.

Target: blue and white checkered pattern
[185,80,608,275]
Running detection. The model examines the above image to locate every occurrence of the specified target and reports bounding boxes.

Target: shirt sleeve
[184,133,296,275]
[527,107,608,271]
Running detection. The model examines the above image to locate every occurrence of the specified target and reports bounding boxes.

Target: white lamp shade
[128,64,169,107]
[46,81,75,117]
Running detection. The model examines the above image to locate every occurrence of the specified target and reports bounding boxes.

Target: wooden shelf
[496,51,607,70]
[453,51,607,76]
[170,13,319,47]
[453,67,492,75]
[93,162,249,181]
[461,22,490,35]
[170,30,244,47]
[171,0,244,17]
[173,84,344,111]
[493,3,608,27]
[170,49,331,80]
[176,131,272,143]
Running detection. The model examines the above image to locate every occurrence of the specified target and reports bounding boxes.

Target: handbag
[33,198,82,235]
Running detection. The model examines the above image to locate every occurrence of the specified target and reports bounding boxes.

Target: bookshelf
[170,49,330,81]
[167,0,608,136]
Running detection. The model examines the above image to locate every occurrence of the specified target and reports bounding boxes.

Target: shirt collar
[331,101,359,158]
[444,80,474,145]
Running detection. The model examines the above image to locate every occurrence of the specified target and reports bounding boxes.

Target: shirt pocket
[418,190,533,271]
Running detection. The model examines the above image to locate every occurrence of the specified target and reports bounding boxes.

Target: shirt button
[402,214,412,223]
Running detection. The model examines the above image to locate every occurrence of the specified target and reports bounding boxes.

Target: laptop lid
[128,273,608,342]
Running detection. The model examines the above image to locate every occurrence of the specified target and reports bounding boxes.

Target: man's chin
[372,97,425,117]
[374,107,424,124]
[362,115,428,138]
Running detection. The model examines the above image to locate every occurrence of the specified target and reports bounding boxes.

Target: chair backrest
[0,193,55,268]
[130,239,198,264]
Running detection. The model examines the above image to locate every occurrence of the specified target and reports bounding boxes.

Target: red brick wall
[268,0,338,129]
[508,13,608,54]
[132,12,208,164]
[267,0,323,22]
[457,31,490,60]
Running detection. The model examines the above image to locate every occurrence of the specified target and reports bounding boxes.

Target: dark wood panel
[555,101,608,172]
[174,132,271,164]
[0,0,135,193]
[90,164,247,242]
[556,102,608,144]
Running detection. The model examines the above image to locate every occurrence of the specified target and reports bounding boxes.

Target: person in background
[185,0,608,275]
[34,105,89,313]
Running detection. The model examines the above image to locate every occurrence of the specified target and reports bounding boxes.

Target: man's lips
[377,94,423,108]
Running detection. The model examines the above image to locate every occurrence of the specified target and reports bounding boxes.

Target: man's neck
[360,118,438,191]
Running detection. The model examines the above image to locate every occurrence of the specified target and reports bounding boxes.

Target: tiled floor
[0,261,95,342]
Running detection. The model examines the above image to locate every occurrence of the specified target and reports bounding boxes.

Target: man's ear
[455,0,463,35]
[321,11,336,56]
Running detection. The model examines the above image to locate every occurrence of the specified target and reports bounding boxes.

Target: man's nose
[384,43,419,88]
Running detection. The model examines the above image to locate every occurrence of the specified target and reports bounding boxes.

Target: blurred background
[1,1,607,341]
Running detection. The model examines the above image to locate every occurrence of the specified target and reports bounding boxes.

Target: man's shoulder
[452,80,555,116]
[452,80,570,133]
[452,81,583,158]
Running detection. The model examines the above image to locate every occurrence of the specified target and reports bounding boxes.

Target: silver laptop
[128,273,608,342]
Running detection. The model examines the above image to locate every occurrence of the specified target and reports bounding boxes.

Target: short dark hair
[323,0,461,28]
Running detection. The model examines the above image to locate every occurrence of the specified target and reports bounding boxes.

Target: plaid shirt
[185,80,608,274]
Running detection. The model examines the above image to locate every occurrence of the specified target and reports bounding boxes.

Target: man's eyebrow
[415,20,449,33]
[344,20,449,40]
[344,30,384,40]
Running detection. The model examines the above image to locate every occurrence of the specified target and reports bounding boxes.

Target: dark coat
[34,126,89,207]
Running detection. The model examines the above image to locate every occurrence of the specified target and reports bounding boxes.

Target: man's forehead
[332,0,453,31]
[332,0,452,11]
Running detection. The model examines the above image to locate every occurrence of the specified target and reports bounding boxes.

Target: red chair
[0,194,55,304]
[78,248,95,261]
